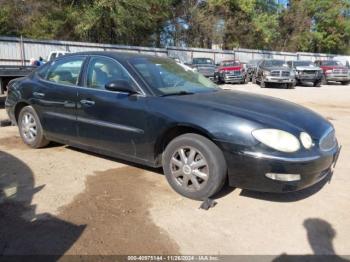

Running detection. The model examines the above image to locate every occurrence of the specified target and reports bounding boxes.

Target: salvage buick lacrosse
[5,52,341,200]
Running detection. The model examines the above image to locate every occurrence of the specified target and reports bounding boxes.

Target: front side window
[86,57,134,90]
[46,57,84,86]
[129,57,218,96]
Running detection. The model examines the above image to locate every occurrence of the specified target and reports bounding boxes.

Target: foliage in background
[0,0,349,54]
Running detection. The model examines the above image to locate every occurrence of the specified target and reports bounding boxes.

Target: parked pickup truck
[0,65,36,94]
[191,58,216,80]
[287,60,323,87]
[253,59,296,89]
[214,60,248,84]
[315,60,350,85]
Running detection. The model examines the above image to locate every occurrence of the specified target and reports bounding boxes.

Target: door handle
[80,99,95,106]
[33,92,45,97]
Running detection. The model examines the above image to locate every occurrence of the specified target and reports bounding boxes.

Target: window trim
[81,55,146,96]
[38,55,87,88]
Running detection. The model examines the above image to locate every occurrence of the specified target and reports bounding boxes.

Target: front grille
[333,69,349,75]
[282,71,290,77]
[271,71,280,76]
[303,70,316,75]
[319,128,337,151]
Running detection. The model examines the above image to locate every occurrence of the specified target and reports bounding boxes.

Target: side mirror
[105,80,139,95]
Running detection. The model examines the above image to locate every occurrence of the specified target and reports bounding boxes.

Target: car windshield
[294,61,315,67]
[322,60,345,66]
[264,60,286,67]
[129,57,218,96]
[221,61,240,67]
[192,58,214,65]
[248,60,261,66]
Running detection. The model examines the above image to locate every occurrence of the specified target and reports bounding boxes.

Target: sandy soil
[0,84,349,257]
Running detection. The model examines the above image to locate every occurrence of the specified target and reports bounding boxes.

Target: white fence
[0,36,349,66]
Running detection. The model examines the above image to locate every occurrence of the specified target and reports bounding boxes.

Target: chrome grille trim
[271,71,280,76]
[282,71,290,77]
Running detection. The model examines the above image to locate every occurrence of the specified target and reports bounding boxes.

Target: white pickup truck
[47,51,70,61]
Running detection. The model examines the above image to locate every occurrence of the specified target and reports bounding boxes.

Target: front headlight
[300,132,313,149]
[252,129,300,153]
[263,70,270,76]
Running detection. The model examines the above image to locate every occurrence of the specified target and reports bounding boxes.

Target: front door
[76,56,148,160]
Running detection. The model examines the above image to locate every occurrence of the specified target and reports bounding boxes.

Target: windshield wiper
[160,91,195,97]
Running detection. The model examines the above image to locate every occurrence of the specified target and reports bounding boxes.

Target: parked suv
[253,59,296,88]
[214,60,248,84]
[315,60,350,85]
[287,60,323,87]
[191,58,216,80]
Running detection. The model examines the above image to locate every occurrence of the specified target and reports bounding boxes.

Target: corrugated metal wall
[0,36,349,66]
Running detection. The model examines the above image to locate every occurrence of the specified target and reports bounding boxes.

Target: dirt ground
[0,83,350,258]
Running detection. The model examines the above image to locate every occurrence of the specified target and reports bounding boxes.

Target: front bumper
[221,143,340,193]
[223,73,245,83]
[326,74,350,82]
[296,73,322,82]
[264,76,295,84]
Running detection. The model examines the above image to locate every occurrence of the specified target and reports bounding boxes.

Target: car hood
[166,90,331,138]
[295,66,321,71]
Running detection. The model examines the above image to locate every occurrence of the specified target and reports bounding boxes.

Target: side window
[36,63,50,79]
[46,57,84,86]
[86,57,134,90]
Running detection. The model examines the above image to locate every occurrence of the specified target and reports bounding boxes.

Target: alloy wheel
[170,146,209,191]
[21,112,37,143]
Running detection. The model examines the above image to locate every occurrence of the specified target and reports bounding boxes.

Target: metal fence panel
[0,36,349,66]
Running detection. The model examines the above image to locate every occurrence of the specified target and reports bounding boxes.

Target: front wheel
[260,80,266,88]
[18,106,49,148]
[162,133,227,200]
[313,80,322,87]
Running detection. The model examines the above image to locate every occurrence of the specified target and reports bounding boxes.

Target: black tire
[288,82,295,89]
[313,80,322,87]
[341,81,350,85]
[162,133,227,200]
[18,105,49,148]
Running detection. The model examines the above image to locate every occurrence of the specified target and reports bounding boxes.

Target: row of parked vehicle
[181,57,350,88]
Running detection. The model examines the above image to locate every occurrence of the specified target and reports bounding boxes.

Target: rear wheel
[18,106,49,148]
[162,133,227,200]
[341,81,350,85]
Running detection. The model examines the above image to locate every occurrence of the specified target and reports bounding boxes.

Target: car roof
[63,51,164,62]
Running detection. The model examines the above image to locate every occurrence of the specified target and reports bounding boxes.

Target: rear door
[33,56,86,142]
[76,55,149,159]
